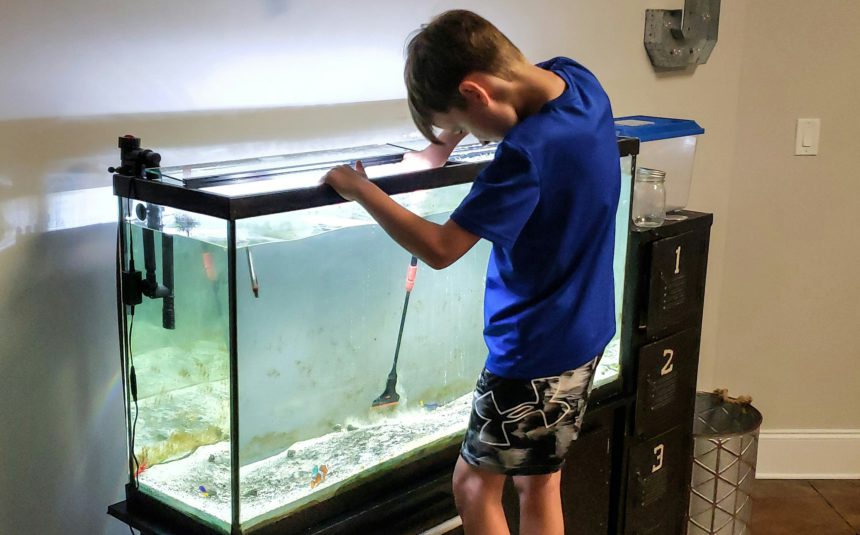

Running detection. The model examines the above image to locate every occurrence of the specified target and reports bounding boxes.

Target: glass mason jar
[632,167,666,228]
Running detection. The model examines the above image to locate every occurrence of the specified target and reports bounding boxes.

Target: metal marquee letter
[644,0,721,69]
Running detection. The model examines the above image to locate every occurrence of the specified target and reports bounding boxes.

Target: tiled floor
[750,479,860,534]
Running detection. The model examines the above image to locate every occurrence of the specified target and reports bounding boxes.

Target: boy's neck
[508,63,567,121]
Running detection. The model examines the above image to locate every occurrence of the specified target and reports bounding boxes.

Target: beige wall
[715,1,860,429]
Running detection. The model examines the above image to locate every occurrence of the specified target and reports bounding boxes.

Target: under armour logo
[475,376,578,447]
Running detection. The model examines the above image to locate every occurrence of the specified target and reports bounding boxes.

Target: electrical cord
[129,310,139,489]
[125,183,141,490]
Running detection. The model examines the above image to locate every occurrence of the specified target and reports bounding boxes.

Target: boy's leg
[452,455,510,535]
[512,471,563,535]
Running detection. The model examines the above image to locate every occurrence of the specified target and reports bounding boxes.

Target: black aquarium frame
[113,138,640,220]
[109,136,640,535]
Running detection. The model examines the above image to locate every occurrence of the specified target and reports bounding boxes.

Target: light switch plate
[796,118,821,156]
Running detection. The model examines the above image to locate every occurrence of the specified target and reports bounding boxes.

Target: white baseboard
[756,429,860,479]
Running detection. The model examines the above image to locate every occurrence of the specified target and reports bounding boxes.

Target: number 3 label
[652,444,665,473]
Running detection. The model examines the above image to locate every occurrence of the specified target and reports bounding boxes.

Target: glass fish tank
[110,136,638,534]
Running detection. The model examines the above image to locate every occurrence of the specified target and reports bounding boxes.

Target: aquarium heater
[111,135,175,330]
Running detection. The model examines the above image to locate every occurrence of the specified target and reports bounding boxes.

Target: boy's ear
[458,76,491,106]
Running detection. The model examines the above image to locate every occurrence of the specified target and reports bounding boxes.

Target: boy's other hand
[323,160,368,202]
[400,146,446,171]
[399,129,468,172]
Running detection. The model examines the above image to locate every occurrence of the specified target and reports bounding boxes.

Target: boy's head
[404,10,527,144]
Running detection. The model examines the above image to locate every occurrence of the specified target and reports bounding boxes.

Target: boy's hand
[400,146,445,171]
[322,154,479,269]
[397,129,470,172]
[323,160,368,202]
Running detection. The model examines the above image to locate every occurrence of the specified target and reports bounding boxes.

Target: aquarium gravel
[138,394,472,525]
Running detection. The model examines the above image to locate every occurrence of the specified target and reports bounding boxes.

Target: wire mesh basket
[688,392,763,535]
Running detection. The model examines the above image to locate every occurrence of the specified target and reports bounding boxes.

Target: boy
[324,10,620,535]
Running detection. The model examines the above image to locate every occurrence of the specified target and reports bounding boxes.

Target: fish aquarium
[109,135,638,534]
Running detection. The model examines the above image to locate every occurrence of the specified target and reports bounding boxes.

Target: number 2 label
[661,349,674,376]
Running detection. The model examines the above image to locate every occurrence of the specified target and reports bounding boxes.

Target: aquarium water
[122,157,630,530]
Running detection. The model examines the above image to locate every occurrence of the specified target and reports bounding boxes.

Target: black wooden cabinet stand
[620,211,713,535]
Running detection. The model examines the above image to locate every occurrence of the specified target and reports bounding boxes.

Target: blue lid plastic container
[614,116,704,142]
[614,116,705,211]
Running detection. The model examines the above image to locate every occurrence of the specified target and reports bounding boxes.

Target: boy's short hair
[404,10,526,144]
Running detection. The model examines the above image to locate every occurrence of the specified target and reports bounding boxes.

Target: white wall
[717,0,860,478]
[0,0,418,119]
[5,0,853,533]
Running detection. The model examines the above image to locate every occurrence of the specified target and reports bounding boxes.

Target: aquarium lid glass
[149,144,410,192]
[141,142,499,199]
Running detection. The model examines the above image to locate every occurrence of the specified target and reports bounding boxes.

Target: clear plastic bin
[615,116,704,212]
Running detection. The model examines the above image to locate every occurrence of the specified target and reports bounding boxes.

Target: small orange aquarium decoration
[309,464,330,489]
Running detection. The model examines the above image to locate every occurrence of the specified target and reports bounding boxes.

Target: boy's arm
[323,161,479,270]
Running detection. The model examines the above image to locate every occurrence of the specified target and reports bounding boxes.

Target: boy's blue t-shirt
[450,56,621,380]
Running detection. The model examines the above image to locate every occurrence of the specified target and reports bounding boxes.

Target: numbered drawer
[624,426,690,535]
[634,328,699,439]
[645,230,707,339]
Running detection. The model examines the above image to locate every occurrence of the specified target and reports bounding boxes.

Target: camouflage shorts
[460,355,601,475]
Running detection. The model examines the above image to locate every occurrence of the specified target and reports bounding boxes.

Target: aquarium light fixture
[199,160,414,198]
[200,169,324,196]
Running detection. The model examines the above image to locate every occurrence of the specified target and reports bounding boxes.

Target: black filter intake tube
[143,224,158,290]
[161,234,175,329]
[140,203,175,329]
